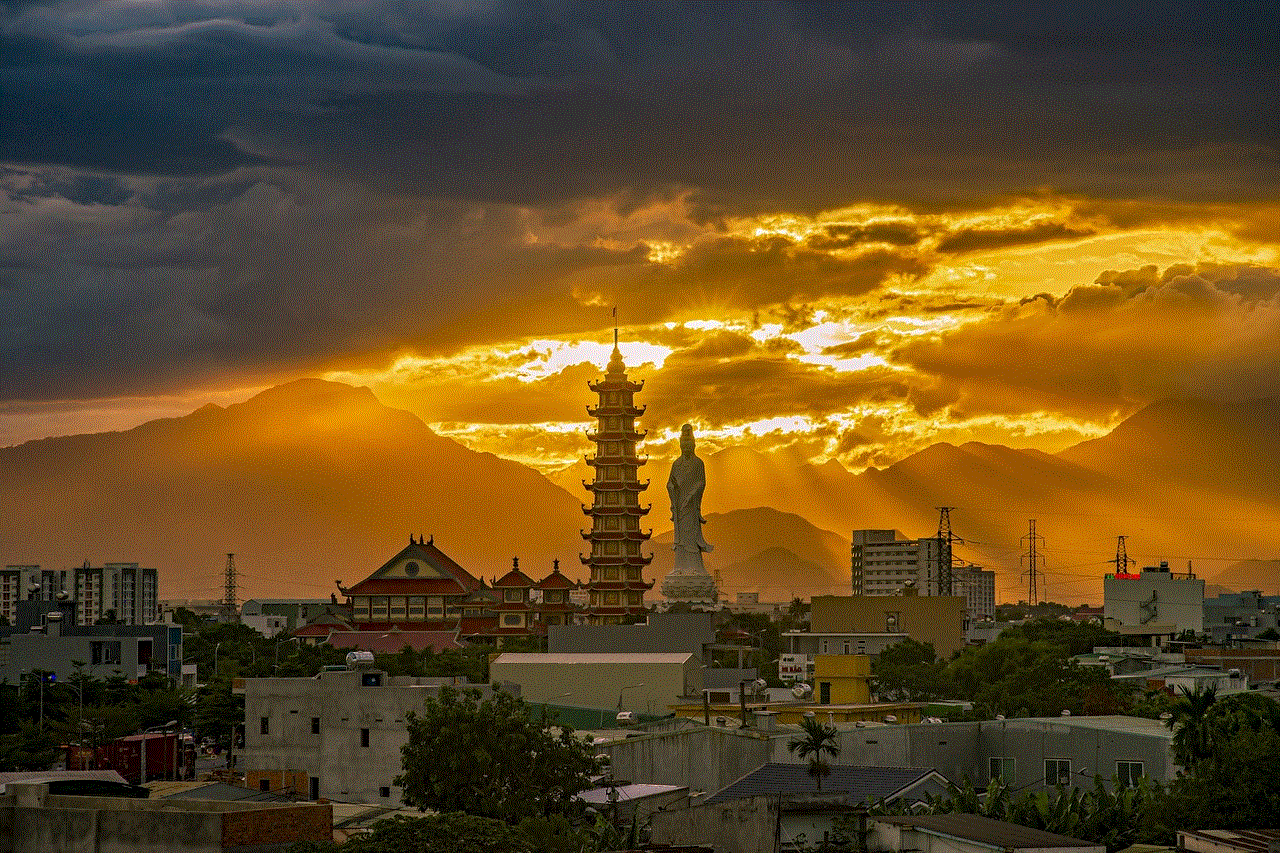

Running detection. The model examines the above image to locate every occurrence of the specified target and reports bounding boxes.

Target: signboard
[779,653,809,682]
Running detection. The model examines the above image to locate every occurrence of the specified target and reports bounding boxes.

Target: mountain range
[1,380,1275,605]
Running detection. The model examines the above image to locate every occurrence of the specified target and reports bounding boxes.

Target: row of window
[989,757,1145,787]
[592,567,644,581]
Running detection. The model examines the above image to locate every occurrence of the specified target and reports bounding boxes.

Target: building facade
[1103,562,1205,636]
[811,591,966,658]
[581,341,654,623]
[852,530,942,596]
[74,562,158,625]
[239,670,501,805]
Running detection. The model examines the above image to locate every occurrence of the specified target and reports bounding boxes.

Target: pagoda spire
[582,319,653,625]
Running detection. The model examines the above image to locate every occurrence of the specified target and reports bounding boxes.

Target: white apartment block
[2,566,71,624]
[1103,562,1204,636]
[852,529,941,596]
[75,562,158,625]
[957,568,996,620]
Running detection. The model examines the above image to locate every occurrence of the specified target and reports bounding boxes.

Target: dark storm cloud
[936,221,1096,254]
[2,1,1277,404]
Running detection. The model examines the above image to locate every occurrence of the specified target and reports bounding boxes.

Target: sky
[2,1,1278,474]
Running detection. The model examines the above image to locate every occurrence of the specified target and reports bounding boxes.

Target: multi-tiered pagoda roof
[580,339,655,624]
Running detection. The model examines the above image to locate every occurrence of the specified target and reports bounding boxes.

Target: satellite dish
[1060,709,1072,716]
[791,683,813,700]
[995,714,1005,720]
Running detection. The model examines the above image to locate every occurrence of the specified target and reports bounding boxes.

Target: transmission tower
[1113,536,1136,575]
[222,553,238,623]
[935,507,963,595]
[1021,519,1046,605]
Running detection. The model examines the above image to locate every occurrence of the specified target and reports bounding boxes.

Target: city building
[238,667,504,805]
[489,652,701,714]
[960,568,996,621]
[1103,561,1205,639]
[811,654,872,705]
[852,530,941,596]
[2,566,71,623]
[335,537,580,643]
[240,599,334,637]
[809,590,966,658]
[550,611,721,662]
[581,339,655,623]
[1185,646,1280,682]
[0,599,183,684]
[602,714,1177,799]
[74,561,158,625]
[651,765,950,853]
[869,814,1105,853]
[0,780,331,853]
[1203,590,1280,643]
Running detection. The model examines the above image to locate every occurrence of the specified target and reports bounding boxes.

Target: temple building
[334,537,582,644]
[581,337,655,624]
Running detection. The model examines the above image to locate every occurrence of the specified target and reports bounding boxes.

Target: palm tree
[789,715,841,791]
[1165,684,1217,768]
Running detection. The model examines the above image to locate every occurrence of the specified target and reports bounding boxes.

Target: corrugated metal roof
[877,813,1102,848]
[704,763,940,805]
[493,653,694,664]
[579,783,687,804]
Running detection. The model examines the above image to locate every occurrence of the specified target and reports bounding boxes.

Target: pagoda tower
[581,332,655,624]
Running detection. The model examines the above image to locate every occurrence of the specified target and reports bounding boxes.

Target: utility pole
[1021,520,1045,605]
[1114,536,1136,575]
[222,553,237,623]
[935,507,962,595]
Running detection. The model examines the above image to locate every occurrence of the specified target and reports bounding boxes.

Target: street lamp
[213,642,221,679]
[617,683,645,710]
[274,635,301,668]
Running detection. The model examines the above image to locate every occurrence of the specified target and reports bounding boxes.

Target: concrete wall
[1103,569,1204,633]
[489,654,701,713]
[813,655,871,704]
[650,794,857,853]
[549,612,718,659]
[610,716,1176,796]
[240,671,495,806]
[603,726,775,795]
[811,594,966,658]
[0,784,331,853]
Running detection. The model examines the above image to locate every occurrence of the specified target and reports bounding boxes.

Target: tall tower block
[581,340,655,624]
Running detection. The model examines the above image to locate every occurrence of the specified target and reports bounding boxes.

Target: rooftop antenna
[613,305,619,348]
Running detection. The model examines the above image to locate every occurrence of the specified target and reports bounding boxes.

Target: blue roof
[704,763,943,805]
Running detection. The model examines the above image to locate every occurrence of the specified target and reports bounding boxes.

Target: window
[503,588,523,603]
[311,717,320,734]
[380,786,391,798]
[260,779,271,792]
[989,757,1014,782]
[309,777,319,800]
[361,728,370,747]
[1116,760,1144,788]
[1045,759,1070,786]
[605,592,619,605]
[502,614,522,626]
[260,717,269,735]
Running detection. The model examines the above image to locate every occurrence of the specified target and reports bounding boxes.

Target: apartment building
[74,562,158,625]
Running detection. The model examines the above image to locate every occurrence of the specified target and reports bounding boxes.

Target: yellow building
[813,654,871,704]
[810,589,965,658]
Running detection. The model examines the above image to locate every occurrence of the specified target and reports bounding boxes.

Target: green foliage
[1155,724,1280,831]
[1164,684,1218,767]
[369,644,490,683]
[788,715,841,791]
[871,638,949,701]
[286,813,534,853]
[0,721,59,771]
[396,686,598,823]
[917,775,1160,853]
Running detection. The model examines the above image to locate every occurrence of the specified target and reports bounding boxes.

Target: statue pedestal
[660,566,720,608]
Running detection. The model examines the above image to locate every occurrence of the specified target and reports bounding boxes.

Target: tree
[1165,684,1217,767]
[788,715,840,791]
[871,638,949,701]
[396,686,597,823]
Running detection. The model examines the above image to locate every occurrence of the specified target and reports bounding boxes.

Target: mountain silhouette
[2,385,1274,606]
[0,379,587,599]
